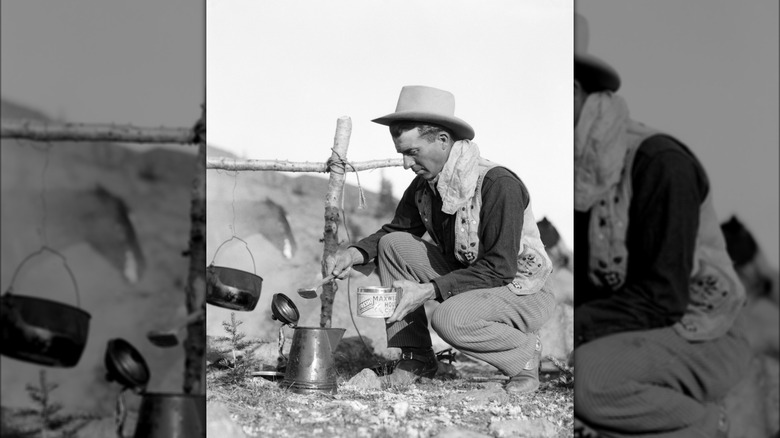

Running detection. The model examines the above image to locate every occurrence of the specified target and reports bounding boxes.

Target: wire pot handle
[209,236,257,275]
[6,246,81,308]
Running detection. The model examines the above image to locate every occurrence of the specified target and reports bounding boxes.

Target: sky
[578,0,779,266]
[207,0,574,247]
[1,1,204,128]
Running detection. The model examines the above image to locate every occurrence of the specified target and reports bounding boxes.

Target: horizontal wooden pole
[206,157,403,173]
[1,119,197,144]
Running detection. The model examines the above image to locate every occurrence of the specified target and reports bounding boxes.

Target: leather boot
[505,336,541,394]
[386,347,437,386]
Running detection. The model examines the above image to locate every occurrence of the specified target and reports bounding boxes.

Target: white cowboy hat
[372,85,475,140]
[575,13,621,92]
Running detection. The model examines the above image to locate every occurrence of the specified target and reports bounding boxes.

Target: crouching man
[327,85,556,393]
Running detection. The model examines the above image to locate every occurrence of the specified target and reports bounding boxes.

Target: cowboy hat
[372,85,475,140]
[575,13,621,92]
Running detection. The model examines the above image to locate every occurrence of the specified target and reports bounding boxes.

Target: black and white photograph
[205,0,574,436]
[2,1,778,437]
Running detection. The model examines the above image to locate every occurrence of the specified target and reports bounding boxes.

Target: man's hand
[386,280,436,323]
[325,247,366,280]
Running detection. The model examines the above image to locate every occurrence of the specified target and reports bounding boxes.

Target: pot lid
[270,293,299,326]
[104,338,150,392]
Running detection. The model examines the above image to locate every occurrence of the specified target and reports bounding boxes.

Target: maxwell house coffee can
[356,286,401,318]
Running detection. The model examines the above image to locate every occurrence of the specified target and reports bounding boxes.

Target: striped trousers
[574,326,751,437]
[376,232,556,376]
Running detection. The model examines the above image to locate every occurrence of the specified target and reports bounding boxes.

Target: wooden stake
[319,117,352,328]
[183,106,207,394]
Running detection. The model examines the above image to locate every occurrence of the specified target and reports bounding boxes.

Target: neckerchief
[435,139,481,214]
[574,92,630,211]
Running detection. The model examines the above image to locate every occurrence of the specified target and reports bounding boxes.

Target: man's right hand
[325,247,366,279]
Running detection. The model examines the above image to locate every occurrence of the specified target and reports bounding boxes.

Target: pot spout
[326,328,345,354]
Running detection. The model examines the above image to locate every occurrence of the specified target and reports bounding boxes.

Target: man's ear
[437,131,451,148]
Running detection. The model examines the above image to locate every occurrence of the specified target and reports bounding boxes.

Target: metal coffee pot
[271,293,345,394]
[133,393,205,438]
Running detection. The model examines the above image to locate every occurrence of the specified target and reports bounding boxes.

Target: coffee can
[356,286,401,318]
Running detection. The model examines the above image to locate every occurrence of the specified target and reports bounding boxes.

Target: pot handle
[209,235,257,275]
[6,245,81,308]
[114,389,128,438]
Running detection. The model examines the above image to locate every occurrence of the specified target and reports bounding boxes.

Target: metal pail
[282,327,345,394]
[133,393,205,438]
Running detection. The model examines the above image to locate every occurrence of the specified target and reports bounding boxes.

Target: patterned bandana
[574,92,630,211]
[435,140,481,214]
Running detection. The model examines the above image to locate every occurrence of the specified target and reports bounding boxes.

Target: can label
[357,287,400,318]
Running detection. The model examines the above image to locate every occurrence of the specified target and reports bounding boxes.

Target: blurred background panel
[1,0,205,434]
[575,2,779,436]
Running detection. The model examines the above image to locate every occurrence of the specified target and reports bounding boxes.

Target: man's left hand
[386,280,436,324]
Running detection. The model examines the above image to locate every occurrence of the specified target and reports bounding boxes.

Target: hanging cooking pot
[206,236,262,311]
[104,338,150,392]
[1,247,90,368]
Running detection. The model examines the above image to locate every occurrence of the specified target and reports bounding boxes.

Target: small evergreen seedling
[212,313,261,384]
[9,370,96,438]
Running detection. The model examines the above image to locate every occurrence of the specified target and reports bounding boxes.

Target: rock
[545,262,573,304]
[207,401,247,438]
[344,368,383,390]
[433,427,493,438]
[724,355,780,438]
[337,399,369,412]
[738,296,780,358]
[477,381,505,391]
[393,400,410,419]
[404,425,421,437]
[445,387,509,407]
[488,418,557,437]
[539,301,573,362]
[251,339,292,367]
[377,409,391,423]
[388,368,423,387]
[250,374,277,387]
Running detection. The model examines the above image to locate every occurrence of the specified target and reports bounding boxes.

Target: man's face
[393,128,451,180]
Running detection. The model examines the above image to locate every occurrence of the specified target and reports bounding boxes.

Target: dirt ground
[206,338,574,438]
